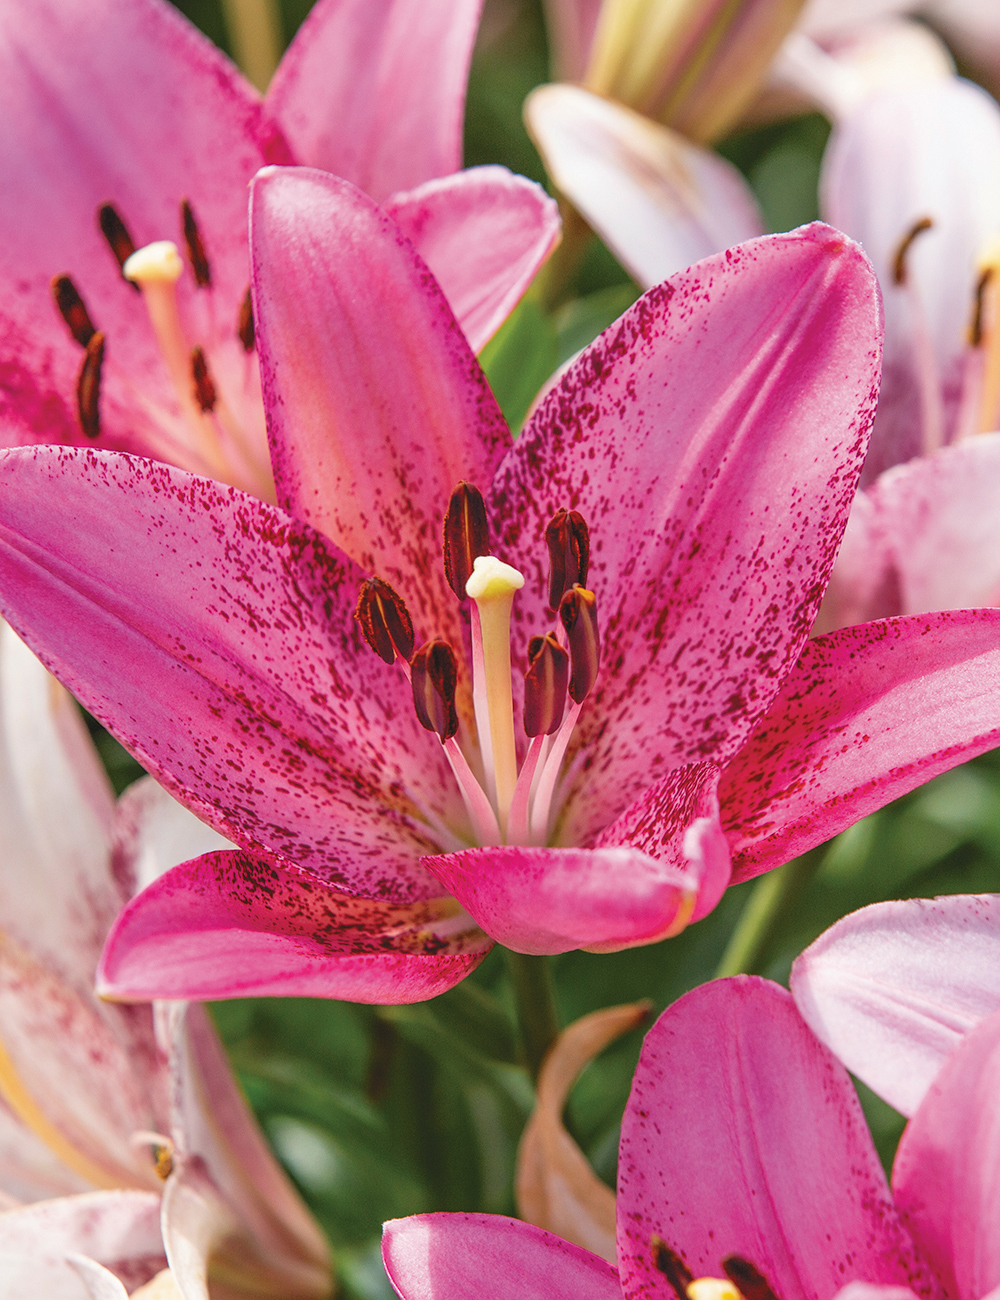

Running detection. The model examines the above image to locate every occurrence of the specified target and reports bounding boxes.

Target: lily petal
[385,167,561,354]
[423,845,697,955]
[791,895,1000,1118]
[265,0,482,202]
[382,1213,620,1300]
[98,851,490,1003]
[251,166,511,641]
[525,84,762,290]
[160,1160,237,1300]
[617,978,940,1300]
[0,0,286,462]
[543,0,604,80]
[722,610,1000,882]
[0,446,458,901]
[491,224,880,843]
[893,1005,1000,1300]
[112,776,234,896]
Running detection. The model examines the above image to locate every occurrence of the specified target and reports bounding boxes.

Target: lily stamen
[98,201,138,285]
[77,331,105,440]
[51,274,96,347]
[891,216,943,453]
[975,237,1000,433]
[180,198,212,288]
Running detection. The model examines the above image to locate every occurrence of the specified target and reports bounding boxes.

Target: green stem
[505,950,560,1082]
[220,0,282,90]
[713,850,822,979]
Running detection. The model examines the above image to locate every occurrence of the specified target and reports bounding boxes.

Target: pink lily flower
[383,974,999,1300]
[0,621,329,1298]
[6,171,1000,1004]
[0,0,560,499]
[791,892,1000,1117]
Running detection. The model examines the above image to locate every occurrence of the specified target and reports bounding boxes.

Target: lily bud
[523,634,569,737]
[559,585,600,703]
[545,508,590,609]
[411,639,459,741]
[443,481,490,600]
[354,578,415,665]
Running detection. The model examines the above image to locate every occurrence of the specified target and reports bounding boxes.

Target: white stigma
[465,555,525,601]
[123,240,184,284]
[687,1282,740,1300]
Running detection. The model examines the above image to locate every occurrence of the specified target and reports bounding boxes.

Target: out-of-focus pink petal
[382,1213,620,1300]
[814,487,899,633]
[266,0,481,201]
[543,0,604,80]
[160,1161,236,1300]
[98,851,490,1003]
[618,978,941,1300]
[525,85,762,290]
[250,167,510,642]
[0,1093,93,1204]
[893,1006,1000,1300]
[591,761,731,925]
[821,78,1000,479]
[423,844,697,955]
[832,1284,921,1300]
[0,0,286,462]
[385,168,561,354]
[791,895,1000,1117]
[928,0,1000,96]
[722,610,1000,882]
[0,446,457,902]
[67,1257,132,1300]
[0,1191,164,1296]
[112,777,233,897]
[491,224,880,843]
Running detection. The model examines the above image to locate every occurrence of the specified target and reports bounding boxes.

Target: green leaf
[479,295,558,434]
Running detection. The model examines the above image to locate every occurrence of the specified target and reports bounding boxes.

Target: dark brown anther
[545,508,590,609]
[152,1144,174,1181]
[443,481,490,599]
[76,331,105,439]
[97,203,138,288]
[972,268,993,347]
[722,1258,779,1300]
[411,639,459,741]
[354,578,415,665]
[892,216,934,286]
[524,633,569,737]
[650,1236,693,1300]
[190,347,217,413]
[559,584,600,703]
[238,286,255,352]
[51,275,96,347]
[181,198,212,288]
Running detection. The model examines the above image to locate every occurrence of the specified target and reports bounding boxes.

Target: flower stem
[220,0,282,90]
[713,850,822,978]
[505,951,560,1082]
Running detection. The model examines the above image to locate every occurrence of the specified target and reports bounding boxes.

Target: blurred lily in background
[0,0,559,497]
[383,975,1000,1300]
[4,170,1000,1004]
[0,622,329,1298]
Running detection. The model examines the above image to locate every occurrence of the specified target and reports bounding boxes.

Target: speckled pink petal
[266,0,481,202]
[618,978,942,1300]
[98,851,491,1003]
[791,895,1000,1118]
[490,224,880,844]
[0,0,286,465]
[385,167,561,354]
[423,844,697,955]
[0,445,459,902]
[251,167,511,644]
[721,609,1000,883]
[893,1005,1000,1300]
[382,1213,620,1300]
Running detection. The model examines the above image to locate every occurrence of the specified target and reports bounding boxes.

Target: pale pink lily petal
[0,1094,92,1204]
[385,167,561,354]
[617,978,940,1300]
[162,1004,330,1297]
[98,852,490,1002]
[382,1213,620,1300]
[490,224,879,843]
[543,0,604,80]
[112,776,234,897]
[160,1161,237,1300]
[893,1006,1000,1300]
[517,1003,649,1263]
[265,0,482,202]
[0,446,458,902]
[821,77,1000,479]
[791,895,1000,1118]
[251,166,511,640]
[799,0,914,42]
[0,0,285,463]
[524,85,762,290]
[67,1256,132,1300]
[826,435,1000,625]
[721,609,1000,883]
[424,845,697,955]
[0,1191,165,1296]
